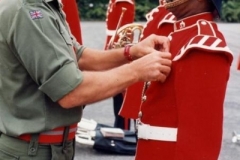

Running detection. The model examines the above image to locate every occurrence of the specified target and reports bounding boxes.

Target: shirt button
[30,147,36,153]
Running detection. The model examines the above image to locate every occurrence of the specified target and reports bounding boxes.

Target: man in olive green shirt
[0,0,172,159]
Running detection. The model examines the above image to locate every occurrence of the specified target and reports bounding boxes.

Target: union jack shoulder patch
[29,10,43,20]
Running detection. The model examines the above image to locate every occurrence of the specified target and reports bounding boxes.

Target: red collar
[174,13,214,31]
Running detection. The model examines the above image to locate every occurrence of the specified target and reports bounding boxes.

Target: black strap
[72,138,76,160]
[62,126,70,154]
[28,133,39,156]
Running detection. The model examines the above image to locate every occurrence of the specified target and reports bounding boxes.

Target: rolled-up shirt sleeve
[39,62,83,102]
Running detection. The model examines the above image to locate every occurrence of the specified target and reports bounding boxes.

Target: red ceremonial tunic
[104,0,135,49]
[134,13,233,160]
[120,5,175,119]
[62,0,83,44]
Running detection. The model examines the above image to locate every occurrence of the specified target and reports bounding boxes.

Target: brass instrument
[107,8,144,49]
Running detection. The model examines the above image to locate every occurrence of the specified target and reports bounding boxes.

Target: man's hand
[130,34,170,59]
[130,51,172,82]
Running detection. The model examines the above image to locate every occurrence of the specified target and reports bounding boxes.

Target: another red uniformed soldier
[123,0,233,159]
[62,0,83,44]
[104,0,135,49]
[120,0,176,119]
[104,0,135,130]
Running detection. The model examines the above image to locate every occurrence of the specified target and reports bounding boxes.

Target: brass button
[146,81,151,87]
[142,95,147,102]
[138,111,143,118]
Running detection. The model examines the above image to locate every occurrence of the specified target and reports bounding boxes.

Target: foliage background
[76,0,158,21]
[222,0,240,22]
[76,0,240,22]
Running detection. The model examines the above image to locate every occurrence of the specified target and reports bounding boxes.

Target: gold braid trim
[165,0,189,9]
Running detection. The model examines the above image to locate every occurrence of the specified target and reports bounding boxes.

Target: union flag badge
[29,10,43,20]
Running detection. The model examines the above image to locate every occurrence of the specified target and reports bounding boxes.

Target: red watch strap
[124,45,133,61]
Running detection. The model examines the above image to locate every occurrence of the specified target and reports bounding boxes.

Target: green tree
[76,0,158,21]
[221,0,240,22]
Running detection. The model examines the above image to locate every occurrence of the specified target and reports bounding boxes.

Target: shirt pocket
[55,18,72,46]
[59,26,72,46]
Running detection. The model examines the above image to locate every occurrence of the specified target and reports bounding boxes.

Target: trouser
[113,93,130,130]
[0,133,75,160]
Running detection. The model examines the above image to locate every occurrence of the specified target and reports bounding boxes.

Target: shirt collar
[174,12,214,31]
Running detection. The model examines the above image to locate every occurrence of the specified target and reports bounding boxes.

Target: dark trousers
[113,93,130,130]
[0,133,75,160]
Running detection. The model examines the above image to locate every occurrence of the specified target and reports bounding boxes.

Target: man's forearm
[58,62,138,108]
[78,47,130,71]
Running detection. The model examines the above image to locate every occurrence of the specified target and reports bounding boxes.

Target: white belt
[137,123,178,142]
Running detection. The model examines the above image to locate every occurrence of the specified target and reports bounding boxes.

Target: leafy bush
[77,0,240,23]
[76,0,158,21]
[221,0,240,22]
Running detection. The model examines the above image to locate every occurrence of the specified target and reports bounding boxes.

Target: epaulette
[145,6,161,22]
[157,12,176,28]
[173,20,233,62]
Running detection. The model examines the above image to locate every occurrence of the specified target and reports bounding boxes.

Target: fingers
[155,72,168,82]
[132,34,170,59]
[149,69,169,83]
[150,34,170,52]
[153,60,171,82]
[131,51,172,82]
[160,64,171,76]
[159,52,172,61]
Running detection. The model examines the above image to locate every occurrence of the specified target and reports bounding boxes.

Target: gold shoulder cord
[165,0,189,9]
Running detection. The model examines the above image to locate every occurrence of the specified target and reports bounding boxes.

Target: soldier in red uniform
[124,0,233,159]
[104,0,135,50]
[120,0,176,119]
[62,0,83,44]
[104,0,135,130]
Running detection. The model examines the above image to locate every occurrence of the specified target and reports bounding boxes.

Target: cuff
[39,63,83,102]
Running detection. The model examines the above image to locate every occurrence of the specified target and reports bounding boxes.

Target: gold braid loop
[165,0,189,9]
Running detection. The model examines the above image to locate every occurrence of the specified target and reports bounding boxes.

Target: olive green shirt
[0,0,85,136]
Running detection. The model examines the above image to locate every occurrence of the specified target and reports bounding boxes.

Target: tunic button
[142,95,147,102]
[146,81,151,87]
[201,21,207,25]
[138,111,143,118]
